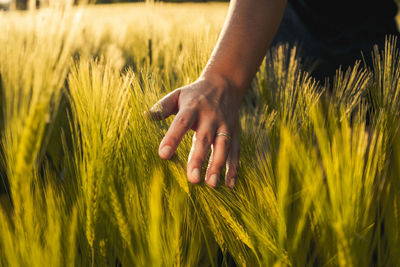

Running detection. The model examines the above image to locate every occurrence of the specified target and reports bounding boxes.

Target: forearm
[201,0,287,101]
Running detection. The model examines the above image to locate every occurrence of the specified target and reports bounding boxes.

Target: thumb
[147,89,181,120]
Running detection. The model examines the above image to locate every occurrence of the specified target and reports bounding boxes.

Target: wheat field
[0,3,400,266]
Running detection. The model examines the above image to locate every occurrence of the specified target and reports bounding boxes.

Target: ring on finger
[215,132,232,141]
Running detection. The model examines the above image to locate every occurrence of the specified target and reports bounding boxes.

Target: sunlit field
[1,3,400,266]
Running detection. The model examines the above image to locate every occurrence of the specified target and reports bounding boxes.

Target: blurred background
[0,0,228,11]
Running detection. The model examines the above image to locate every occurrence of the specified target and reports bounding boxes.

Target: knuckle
[189,155,205,165]
[175,114,190,126]
[165,134,179,146]
[186,97,201,109]
[228,159,239,169]
[210,160,225,171]
[195,133,213,146]
[227,166,238,177]
[216,135,231,148]
[222,137,231,147]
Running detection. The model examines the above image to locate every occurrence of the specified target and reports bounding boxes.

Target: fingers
[149,86,240,189]
[148,89,180,120]
[205,127,231,188]
[187,124,217,184]
[225,132,239,189]
[158,108,197,160]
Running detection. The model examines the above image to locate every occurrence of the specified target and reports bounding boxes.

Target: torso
[271,0,399,80]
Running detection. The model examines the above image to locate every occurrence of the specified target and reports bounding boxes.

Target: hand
[148,74,241,188]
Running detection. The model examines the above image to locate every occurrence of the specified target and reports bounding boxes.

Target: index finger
[158,108,197,160]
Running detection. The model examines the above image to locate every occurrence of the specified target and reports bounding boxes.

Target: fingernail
[208,174,218,187]
[191,168,200,182]
[159,145,172,158]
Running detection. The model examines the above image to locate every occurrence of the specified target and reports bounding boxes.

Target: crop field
[1,3,400,266]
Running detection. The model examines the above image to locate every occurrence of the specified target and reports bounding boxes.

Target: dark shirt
[272,0,399,81]
[293,0,397,31]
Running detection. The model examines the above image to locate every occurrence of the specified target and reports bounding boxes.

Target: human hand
[148,74,241,188]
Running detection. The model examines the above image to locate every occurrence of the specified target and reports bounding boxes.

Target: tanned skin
[149,0,287,188]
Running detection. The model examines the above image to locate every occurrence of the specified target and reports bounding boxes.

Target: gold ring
[215,132,231,141]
